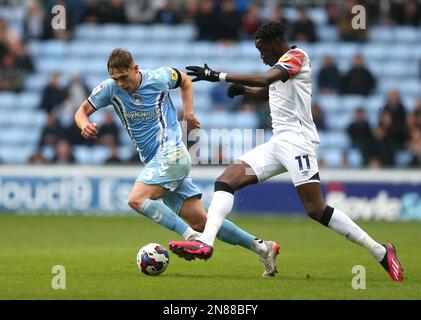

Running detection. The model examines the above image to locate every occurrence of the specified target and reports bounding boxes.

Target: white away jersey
[270,46,320,144]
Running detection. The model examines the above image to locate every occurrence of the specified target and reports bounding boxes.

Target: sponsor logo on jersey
[92,83,104,95]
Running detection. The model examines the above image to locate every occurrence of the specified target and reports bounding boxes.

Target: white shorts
[239,131,320,186]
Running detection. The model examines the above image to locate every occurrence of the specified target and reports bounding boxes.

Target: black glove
[186,63,220,82]
[227,84,245,98]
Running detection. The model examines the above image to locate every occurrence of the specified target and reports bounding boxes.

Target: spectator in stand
[311,102,326,131]
[407,100,421,166]
[342,53,376,96]
[194,0,218,41]
[38,113,65,148]
[326,2,340,25]
[0,18,22,57]
[101,0,128,24]
[382,89,408,148]
[23,0,50,40]
[124,0,168,24]
[83,0,102,23]
[14,43,35,73]
[408,128,421,167]
[368,110,397,167]
[59,75,90,127]
[39,73,67,114]
[51,139,76,164]
[347,107,373,164]
[241,1,263,39]
[27,151,46,164]
[105,145,123,164]
[270,3,289,27]
[390,0,420,26]
[215,0,242,43]
[317,55,342,94]
[0,53,25,92]
[153,0,182,25]
[290,6,318,43]
[99,111,121,148]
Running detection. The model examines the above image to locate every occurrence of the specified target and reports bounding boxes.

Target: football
[136,243,169,276]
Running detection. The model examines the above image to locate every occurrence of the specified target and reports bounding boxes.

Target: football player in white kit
[169,22,404,281]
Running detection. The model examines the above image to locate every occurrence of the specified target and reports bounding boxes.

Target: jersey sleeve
[161,67,182,90]
[87,79,114,110]
[274,50,306,78]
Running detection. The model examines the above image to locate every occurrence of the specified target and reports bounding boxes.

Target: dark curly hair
[255,22,288,42]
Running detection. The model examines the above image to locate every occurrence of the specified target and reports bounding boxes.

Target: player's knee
[128,196,148,213]
[189,220,206,232]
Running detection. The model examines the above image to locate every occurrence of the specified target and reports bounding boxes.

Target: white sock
[328,208,386,261]
[251,238,268,256]
[198,191,234,246]
[182,227,199,241]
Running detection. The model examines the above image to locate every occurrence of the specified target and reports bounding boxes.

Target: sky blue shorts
[136,144,202,215]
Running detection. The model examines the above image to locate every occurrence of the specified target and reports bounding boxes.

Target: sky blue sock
[216,219,253,249]
[139,199,189,237]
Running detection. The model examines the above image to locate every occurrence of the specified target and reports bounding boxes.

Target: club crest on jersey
[131,93,142,106]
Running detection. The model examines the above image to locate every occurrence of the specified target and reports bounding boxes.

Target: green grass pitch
[0,214,420,300]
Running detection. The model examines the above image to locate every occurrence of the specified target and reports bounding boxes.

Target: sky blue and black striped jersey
[88,67,182,164]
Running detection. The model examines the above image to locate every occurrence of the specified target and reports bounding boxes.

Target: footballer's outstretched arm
[74,100,99,139]
[225,68,289,87]
[186,63,289,87]
[179,71,200,129]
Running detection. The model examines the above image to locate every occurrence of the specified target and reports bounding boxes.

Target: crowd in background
[0,0,421,167]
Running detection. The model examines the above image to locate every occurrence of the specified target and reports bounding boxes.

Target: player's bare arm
[74,99,98,139]
[186,63,289,87]
[180,71,200,129]
[227,85,269,101]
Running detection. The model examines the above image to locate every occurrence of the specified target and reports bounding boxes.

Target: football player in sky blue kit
[74,49,280,277]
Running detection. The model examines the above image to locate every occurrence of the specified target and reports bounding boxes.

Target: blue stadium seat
[369,27,395,42]
[210,112,231,129]
[317,26,338,42]
[343,95,364,111]
[41,40,69,58]
[74,24,98,40]
[365,95,384,113]
[0,92,15,108]
[25,74,49,92]
[172,24,196,41]
[317,95,341,113]
[0,146,35,164]
[395,150,413,167]
[320,148,344,167]
[233,112,258,129]
[18,92,41,109]
[324,131,350,150]
[347,148,364,168]
[394,27,418,43]
[325,111,353,130]
[73,146,91,164]
[118,145,136,161]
